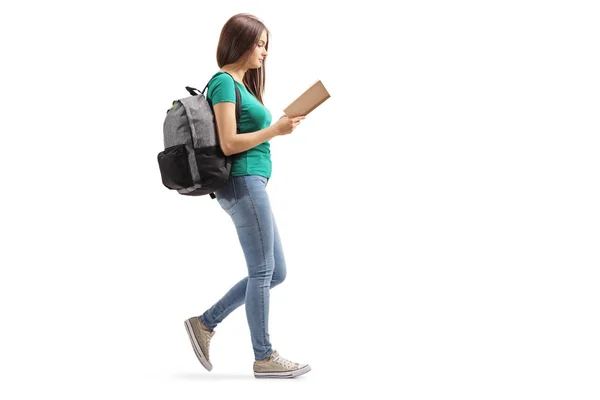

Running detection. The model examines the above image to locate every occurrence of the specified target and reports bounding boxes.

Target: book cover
[283,80,331,118]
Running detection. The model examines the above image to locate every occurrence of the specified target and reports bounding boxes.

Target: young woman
[183,13,310,379]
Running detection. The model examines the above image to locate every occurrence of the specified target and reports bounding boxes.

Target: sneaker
[184,316,215,371]
[253,350,311,379]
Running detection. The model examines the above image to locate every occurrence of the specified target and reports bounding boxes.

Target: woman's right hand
[273,115,306,136]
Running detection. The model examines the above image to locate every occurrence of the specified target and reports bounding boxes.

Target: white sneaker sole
[254,364,311,379]
[184,318,213,371]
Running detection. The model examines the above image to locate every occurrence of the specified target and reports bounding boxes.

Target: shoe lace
[273,353,296,369]
[203,330,214,355]
[206,330,214,345]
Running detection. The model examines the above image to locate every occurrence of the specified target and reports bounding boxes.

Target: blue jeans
[199,175,286,361]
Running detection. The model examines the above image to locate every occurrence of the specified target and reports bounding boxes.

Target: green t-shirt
[206,71,273,179]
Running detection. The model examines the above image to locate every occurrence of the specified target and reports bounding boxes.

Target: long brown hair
[216,13,270,104]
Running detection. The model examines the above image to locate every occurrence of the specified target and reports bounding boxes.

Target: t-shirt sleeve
[207,74,236,105]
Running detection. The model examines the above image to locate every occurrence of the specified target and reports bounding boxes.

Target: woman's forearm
[225,125,280,156]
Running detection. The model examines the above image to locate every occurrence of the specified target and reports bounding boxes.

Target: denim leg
[199,176,285,361]
[271,212,287,288]
[199,213,287,330]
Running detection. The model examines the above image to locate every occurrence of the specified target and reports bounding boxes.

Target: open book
[283,80,331,118]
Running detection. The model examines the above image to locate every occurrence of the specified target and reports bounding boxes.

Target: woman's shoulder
[209,71,232,85]
[209,71,247,93]
[207,72,236,98]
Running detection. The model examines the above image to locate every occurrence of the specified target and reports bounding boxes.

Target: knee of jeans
[271,268,286,287]
[249,263,275,279]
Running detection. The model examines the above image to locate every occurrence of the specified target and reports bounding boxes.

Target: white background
[1,0,599,398]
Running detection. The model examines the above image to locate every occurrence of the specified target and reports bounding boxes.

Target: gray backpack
[158,72,242,199]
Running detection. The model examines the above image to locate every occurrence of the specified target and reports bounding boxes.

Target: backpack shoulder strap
[200,71,243,200]
[198,72,242,133]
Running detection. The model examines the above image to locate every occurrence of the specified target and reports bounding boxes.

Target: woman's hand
[273,115,306,136]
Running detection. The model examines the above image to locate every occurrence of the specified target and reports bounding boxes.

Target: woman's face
[246,30,268,69]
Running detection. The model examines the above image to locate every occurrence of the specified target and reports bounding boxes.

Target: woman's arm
[213,102,280,156]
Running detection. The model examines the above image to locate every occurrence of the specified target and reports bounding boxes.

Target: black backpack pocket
[194,146,228,187]
[157,144,193,189]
